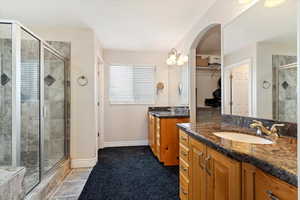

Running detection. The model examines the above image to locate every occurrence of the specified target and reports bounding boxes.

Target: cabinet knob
[180,165,188,171]
[205,155,212,176]
[266,190,280,200]
[181,151,188,156]
[198,151,205,169]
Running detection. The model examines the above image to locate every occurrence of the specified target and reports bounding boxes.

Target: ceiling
[224,0,297,54]
[196,25,221,55]
[0,0,216,51]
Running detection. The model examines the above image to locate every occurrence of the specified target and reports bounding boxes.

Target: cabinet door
[254,168,297,200]
[190,138,206,200]
[148,114,156,155]
[206,147,241,200]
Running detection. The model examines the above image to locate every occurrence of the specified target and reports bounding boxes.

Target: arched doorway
[188,24,222,123]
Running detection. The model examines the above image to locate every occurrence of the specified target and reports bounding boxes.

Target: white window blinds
[109,65,155,104]
[21,62,40,102]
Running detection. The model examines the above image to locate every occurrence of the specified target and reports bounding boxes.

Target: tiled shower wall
[272,55,297,123]
[0,38,12,165]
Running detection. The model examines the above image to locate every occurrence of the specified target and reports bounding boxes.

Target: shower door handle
[43,106,47,118]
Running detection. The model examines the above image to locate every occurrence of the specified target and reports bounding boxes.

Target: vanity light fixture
[238,0,286,7]
[166,48,188,66]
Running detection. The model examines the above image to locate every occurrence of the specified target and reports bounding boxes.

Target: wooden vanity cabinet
[188,135,241,200]
[148,113,189,166]
[206,147,241,200]
[179,129,297,200]
[242,163,297,200]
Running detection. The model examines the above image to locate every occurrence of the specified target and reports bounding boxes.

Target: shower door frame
[1,20,69,193]
[274,62,297,121]
[40,43,68,177]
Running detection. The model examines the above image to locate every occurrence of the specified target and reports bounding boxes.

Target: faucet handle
[252,120,263,125]
[271,123,285,130]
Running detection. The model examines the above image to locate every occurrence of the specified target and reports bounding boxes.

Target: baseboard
[103,140,149,148]
[71,157,97,168]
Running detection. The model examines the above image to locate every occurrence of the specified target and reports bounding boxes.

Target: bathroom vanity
[178,0,299,199]
[177,122,297,200]
[148,107,190,166]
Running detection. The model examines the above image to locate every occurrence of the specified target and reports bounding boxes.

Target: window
[109,65,155,104]
[21,61,40,102]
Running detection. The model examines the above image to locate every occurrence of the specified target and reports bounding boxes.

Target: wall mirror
[223,0,297,123]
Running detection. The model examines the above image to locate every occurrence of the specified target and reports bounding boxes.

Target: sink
[213,132,273,144]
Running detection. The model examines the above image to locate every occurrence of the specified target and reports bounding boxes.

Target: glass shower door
[43,47,66,173]
[20,29,41,193]
[277,65,297,122]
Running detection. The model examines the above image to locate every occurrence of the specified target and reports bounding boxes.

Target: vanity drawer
[255,168,297,200]
[179,158,189,180]
[179,143,189,163]
[180,173,189,200]
[179,130,189,147]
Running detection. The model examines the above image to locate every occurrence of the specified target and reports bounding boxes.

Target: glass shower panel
[20,29,40,192]
[0,24,12,166]
[43,48,65,173]
[277,65,297,122]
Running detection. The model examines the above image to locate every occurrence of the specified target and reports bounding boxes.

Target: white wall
[103,49,184,146]
[30,26,103,168]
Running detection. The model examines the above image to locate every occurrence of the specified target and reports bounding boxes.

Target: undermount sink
[213,132,273,144]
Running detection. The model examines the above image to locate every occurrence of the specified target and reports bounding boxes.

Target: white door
[224,60,251,116]
[231,64,250,116]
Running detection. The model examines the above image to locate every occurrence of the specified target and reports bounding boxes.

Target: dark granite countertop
[149,111,189,118]
[177,122,297,186]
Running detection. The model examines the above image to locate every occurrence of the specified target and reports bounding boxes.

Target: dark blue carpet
[79,146,179,200]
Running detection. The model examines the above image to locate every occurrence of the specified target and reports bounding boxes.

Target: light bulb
[264,0,285,7]
[239,0,253,4]
[177,59,185,66]
[166,58,176,66]
[169,54,177,61]
[166,58,173,65]
[182,55,189,62]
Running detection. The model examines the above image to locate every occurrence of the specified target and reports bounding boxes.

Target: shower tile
[1,73,10,86]
[50,168,91,200]
[65,169,92,181]
[45,75,56,86]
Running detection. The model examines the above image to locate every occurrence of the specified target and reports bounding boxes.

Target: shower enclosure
[272,55,297,123]
[0,21,69,193]
[275,63,297,122]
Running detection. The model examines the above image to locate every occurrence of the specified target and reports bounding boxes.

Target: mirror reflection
[223,0,297,122]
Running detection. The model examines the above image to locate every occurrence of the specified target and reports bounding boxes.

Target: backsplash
[222,115,297,138]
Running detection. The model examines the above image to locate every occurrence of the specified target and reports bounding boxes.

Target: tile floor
[50,168,92,200]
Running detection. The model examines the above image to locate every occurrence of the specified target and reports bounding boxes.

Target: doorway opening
[194,24,222,123]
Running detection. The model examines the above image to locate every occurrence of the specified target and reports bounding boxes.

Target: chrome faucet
[249,120,285,138]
